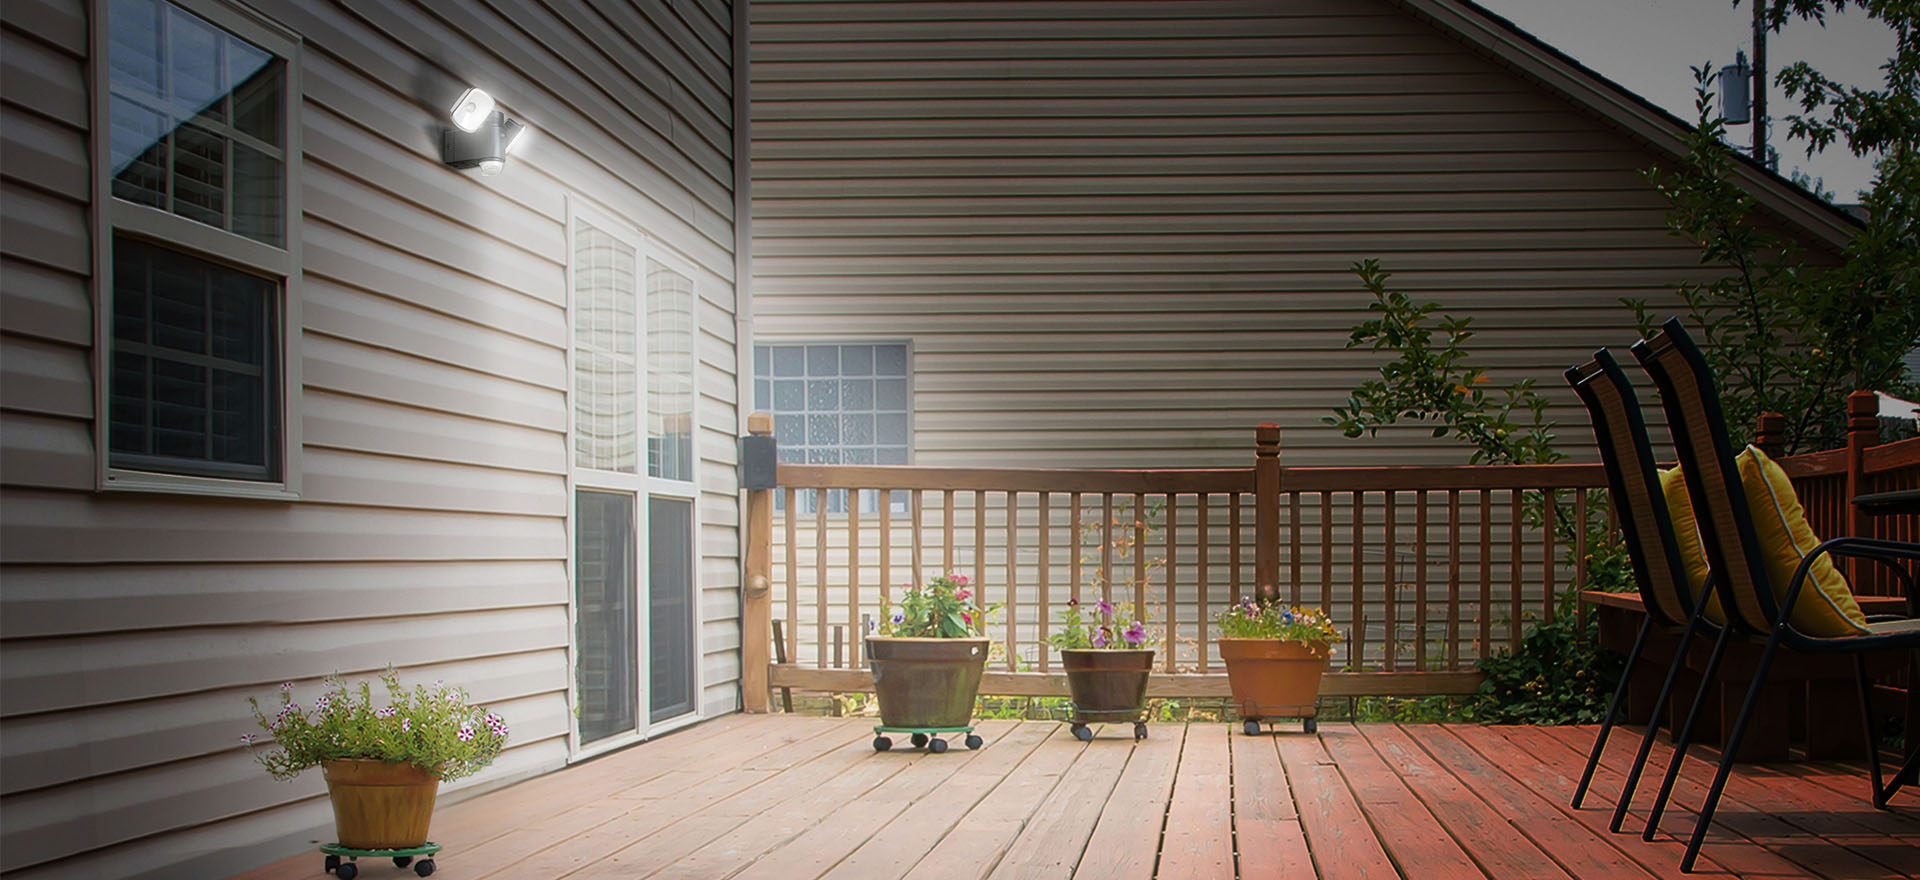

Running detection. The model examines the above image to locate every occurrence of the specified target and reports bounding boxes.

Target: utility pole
[1751,0,1769,165]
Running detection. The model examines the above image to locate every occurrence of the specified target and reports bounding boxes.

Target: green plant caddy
[319,842,440,878]
[1060,648,1154,741]
[1219,638,1330,735]
[866,636,989,753]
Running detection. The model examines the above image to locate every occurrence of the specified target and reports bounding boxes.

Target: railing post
[742,412,775,713]
[1255,423,1281,601]
[1845,390,1877,543]
[1754,411,1787,460]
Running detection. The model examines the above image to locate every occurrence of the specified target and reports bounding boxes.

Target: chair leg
[1575,616,1651,808]
[1623,618,1716,837]
[1680,628,1783,873]
[1856,652,1920,808]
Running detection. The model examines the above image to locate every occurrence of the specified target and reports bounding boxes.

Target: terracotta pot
[1060,649,1154,722]
[321,759,439,850]
[1218,638,1331,720]
[866,637,989,728]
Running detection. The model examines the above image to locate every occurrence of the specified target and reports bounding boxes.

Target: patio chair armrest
[1783,536,1920,622]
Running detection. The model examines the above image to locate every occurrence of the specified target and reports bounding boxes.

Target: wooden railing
[1760,392,1920,597]
[741,422,1612,710]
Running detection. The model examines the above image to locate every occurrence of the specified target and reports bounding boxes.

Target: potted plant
[868,572,991,753]
[1216,597,1342,735]
[246,669,507,877]
[1046,598,1155,741]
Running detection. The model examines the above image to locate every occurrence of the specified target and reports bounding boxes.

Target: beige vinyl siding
[0,1,738,878]
[748,0,1843,468]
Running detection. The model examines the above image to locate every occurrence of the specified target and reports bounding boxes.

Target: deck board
[228,720,1920,880]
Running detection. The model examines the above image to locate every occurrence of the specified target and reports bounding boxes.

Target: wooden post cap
[748,411,773,435]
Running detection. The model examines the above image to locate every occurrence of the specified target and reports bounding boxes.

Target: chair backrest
[1565,349,1700,629]
[1631,318,1776,634]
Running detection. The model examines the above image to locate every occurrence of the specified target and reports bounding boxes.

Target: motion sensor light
[449,87,495,133]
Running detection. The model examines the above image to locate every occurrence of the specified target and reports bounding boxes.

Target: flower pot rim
[1058,647,1156,655]
[866,635,990,643]
[1217,636,1336,647]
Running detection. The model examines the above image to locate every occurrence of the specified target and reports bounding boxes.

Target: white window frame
[564,198,704,761]
[88,0,304,500]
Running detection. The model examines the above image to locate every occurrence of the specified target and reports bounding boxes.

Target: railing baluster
[1479,489,1492,663]
[1510,490,1524,652]
[1448,489,1462,670]
[849,493,861,667]
[911,488,924,583]
[1320,493,1333,613]
[785,487,798,666]
[974,491,987,622]
[1384,490,1398,671]
[1038,492,1051,673]
[879,491,892,612]
[1542,488,1557,624]
[1352,490,1366,671]
[943,490,955,574]
[1163,493,1178,673]
[1289,491,1302,605]
[1071,493,1084,606]
[1133,492,1148,623]
[1006,490,1018,669]
[1198,493,1211,673]
[1230,493,1242,607]
[1101,493,1115,607]
[816,489,828,668]
[1416,489,1429,672]
[1574,489,1589,592]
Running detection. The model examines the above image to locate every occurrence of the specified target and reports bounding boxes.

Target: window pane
[110,235,276,479]
[646,260,695,482]
[572,220,638,473]
[772,345,804,377]
[109,0,285,246]
[806,345,838,376]
[576,490,637,744]
[648,497,696,722]
[752,342,912,481]
[875,344,907,376]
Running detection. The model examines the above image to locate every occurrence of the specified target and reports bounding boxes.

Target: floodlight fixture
[449,87,496,133]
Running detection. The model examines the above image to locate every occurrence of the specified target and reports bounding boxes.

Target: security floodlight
[443,109,529,176]
[449,87,496,133]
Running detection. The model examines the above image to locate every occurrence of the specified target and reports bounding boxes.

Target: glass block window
[572,219,639,473]
[109,235,278,479]
[647,260,695,482]
[108,0,285,246]
[754,343,909,512]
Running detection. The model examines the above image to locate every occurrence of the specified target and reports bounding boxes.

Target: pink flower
[960,611,973,626]
[280,682,294,692]
[376,707,396,719]
[401,718,411,733]
[952,575,969,586]
[954,588,971,602]
[457,725,475,742]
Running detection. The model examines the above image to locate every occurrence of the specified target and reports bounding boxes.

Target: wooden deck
[233,715,1919,879]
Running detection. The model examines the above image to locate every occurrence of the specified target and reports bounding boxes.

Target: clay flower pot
[321,759,439,850]
[1060,648,1154,722]
[1218,638,1331,732]
[866,636,989,729]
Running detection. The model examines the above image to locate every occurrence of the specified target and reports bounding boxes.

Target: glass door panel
[575,489,637,744]
[648,496,695,722]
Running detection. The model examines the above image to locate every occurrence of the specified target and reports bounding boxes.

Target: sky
[1474,0,1897,202]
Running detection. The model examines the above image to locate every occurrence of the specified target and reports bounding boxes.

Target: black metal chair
[1632,317,1920,872]
[1564,350,1726,833]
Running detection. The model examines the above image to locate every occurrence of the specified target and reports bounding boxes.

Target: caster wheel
[928,737,949,754]
[1303,718,1318,734]
[910,732,929,748]
[965,734,984,750]
[325,855,341,872]
[1071,723,1093,742]
[1134,722,1148,741]
[1243,720,1261,736]
[414,858,436,877]
[394,856,413,868]
[874,735,893,752]
[335,862,358,880]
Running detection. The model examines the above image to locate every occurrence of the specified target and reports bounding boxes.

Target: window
[753,343,909,512]
[96,0,300,495]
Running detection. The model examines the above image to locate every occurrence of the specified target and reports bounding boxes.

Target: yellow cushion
[1658,466,1724,624]
[1735,446,1869,636]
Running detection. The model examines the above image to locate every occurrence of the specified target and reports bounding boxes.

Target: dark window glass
[110,235,277,480]
[576,491,637,743]
[649,497,696,722]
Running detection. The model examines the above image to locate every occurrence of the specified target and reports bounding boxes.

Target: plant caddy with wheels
[1215,597,1341,735]
[1047,598,1155,742]
[244,669,508,878]
[867,573,994,754]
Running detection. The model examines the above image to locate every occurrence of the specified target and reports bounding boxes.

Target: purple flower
[457,725,475,742]
[1124,621,1146,646]
[1096,599,1115,617]
[314,694,333,713]
[239,734,256,745]
[280,682,294,692]
[376,707,395,719]
[401,718,411,733]
[1092,626,1110,648]
[890,611,906,626]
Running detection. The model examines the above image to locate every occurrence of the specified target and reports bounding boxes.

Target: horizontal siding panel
[0,0,86,55]
[0,488,565,564]
[304,278,566,391]
[304,221,566,346]
[756,208,1672,236]
[303,334,567,432]
[753,0,1380,22]
[754,229,1693,258]
[754,52,1486,81]
[0,105,87,200]
[757,145,1636,173]
[753,265,1718,296]
[0,26,86,128]
[0,333,90,420]
[753,190,1667,217]
[753,71,1524,101]
[753,15,1428,42]
[755,247,1697,275]
[8,797,332,880]
[0,258,90,346]
[0,607,569,717]
[303,390,565,476]
[0,652,564,794]
[754,33,1451,63]
[0,181,89,274]
[300,447,565,516]
[1,560,565,639]
[752,169,1649,198]
[0,410,91,490]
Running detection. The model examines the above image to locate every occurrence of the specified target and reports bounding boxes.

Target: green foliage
[1046,598,1153,650]
[877,572,993,638]
[1215,597,1343,645]
[1471,594,1622,725]
[245,669,507,782]
[1325,259,1562,466]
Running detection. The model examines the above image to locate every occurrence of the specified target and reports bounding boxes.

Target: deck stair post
[742,412,775,712]
[1255,423,1282,601]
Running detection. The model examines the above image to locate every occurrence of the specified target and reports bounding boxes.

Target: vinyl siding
[747,0,1844,468]
[0,2,739,879]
